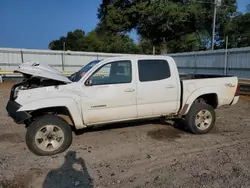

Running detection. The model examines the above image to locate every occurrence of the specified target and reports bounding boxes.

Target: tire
[185,103,216,134]
[26,115,72,156]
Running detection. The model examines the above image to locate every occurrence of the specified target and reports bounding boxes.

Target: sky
[0,0,249,50]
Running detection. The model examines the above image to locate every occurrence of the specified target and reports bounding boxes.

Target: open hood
[15,61,72,83]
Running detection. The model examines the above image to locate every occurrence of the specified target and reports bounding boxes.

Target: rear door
[136,58,179,117]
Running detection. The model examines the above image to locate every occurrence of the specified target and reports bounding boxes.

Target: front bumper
[6,100,31,124]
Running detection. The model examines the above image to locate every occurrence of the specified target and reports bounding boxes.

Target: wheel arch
[17,97,86,129]
[181,90,219,116]
[194,93,218,108]
[30,106,75,127]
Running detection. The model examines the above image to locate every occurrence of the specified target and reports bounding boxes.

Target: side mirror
[85,79,92,86]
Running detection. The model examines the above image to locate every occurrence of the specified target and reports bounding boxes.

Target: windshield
[70,60,101,82]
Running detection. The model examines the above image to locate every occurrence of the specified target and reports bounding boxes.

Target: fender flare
[181,87,219,115]
[17,97,86,129]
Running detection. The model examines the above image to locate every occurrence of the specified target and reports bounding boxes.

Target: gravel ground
[0,83,250,188]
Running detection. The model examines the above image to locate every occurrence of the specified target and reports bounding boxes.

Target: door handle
[124,88,135,92]
[166,85,175,88]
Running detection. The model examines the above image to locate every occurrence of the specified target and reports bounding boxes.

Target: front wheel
[26,115,72,156]
[185,103,216,134]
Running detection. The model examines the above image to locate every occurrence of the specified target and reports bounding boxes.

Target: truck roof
[101,55,174,62]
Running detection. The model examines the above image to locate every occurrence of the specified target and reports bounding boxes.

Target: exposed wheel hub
[35,125,65,152]
[195,110,213,130]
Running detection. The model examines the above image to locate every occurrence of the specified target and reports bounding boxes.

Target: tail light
[235,83,240,96]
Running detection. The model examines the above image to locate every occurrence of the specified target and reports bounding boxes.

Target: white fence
[169,47,250,79]
[1,47,250,78]
[0,48,132,72]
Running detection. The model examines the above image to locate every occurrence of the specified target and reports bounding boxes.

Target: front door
[82,60,137,125]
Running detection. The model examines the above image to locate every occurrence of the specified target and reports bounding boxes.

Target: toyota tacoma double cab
[6,56,240,155]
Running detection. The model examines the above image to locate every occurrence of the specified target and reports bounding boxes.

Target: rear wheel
[185,103,215,134]
[26,115,72,156]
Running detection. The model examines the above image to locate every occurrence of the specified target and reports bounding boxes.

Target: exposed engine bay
[10,73,66,101]
[22,73,66,88]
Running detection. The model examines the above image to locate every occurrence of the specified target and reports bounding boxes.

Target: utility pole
[62,42,66,71]
[63,42,66,52]
[211,0,221,50]
[224,36,228,75]
[211,0,217,50]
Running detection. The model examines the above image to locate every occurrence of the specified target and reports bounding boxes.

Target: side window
[138,59,170,82]
[87,60,132,85]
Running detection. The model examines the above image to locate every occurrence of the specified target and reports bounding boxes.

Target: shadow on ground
[73,119,159,135]
[74,118,191,138]
[43,151,93,188]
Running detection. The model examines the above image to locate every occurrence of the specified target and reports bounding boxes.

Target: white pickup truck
[6,55,240,155]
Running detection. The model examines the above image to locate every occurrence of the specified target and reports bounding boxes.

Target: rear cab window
[138,59,171,82]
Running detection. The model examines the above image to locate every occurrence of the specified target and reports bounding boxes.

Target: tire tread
[185,103,216,134]
[26,115,72,156]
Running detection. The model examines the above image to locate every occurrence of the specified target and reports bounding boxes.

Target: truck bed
[179,74,238,114]
[180,74,232,80]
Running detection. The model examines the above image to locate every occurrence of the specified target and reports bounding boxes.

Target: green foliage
[49,1,250,54]
[98,0,238,52]
[49,29,141,54]
[224,12,250,48]
[49,30,86,51]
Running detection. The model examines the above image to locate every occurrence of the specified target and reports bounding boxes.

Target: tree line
[49,0,250,54]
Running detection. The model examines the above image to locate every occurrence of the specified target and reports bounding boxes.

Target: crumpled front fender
[17,97,86,129]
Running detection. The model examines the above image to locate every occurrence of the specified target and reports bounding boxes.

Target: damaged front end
[6,61,72,124]
[6,76,67,124]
